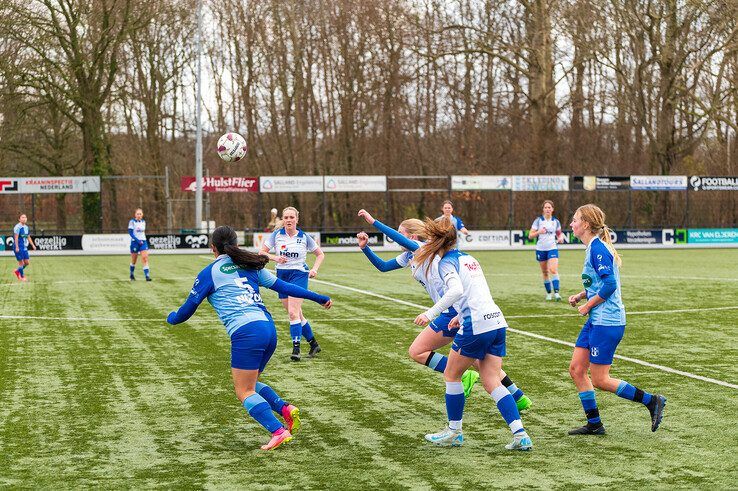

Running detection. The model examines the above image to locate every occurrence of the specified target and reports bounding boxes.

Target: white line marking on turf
[309,277,738,390]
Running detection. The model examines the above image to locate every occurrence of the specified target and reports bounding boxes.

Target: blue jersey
[13,223,29,250]
[187,255,279,336]
[582,237,626,325]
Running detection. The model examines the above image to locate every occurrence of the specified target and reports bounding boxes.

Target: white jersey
[435,250,506,335]
[531,216,561,251]
[263,228,318,271]
[395,242,451,312]
[128,219,147,241]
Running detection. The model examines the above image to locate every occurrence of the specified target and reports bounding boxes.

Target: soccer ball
[217,132,247,162]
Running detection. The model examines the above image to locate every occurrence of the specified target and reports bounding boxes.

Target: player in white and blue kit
[529,200,564,300]
[128,208,151,281]
[12,213,36,282]
[567,204,666,435]
[167,226,332,450]
[357,210,531,410]
[260,206,325,361]
[436,200,469,247]
[391,217,532,450]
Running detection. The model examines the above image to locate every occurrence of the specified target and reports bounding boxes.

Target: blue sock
[491,386,525,434]
[445,381,465,428]
[255,381,287,413]
[616,380,653,406]
[243,393,283,433]
[503,378,524,401]
[143,266,150,279]
[544,280,552,293]
[425,352,448,373]
[130,264,135,276]
[552,274,560,292]
[301,319,314,341]
[289,321,301,343]
[578,390,601,425]
[17,266,24,278]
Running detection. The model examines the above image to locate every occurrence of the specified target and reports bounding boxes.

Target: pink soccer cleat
[281,404,301,434]
[260,429,292,451]
[13,270,21,281]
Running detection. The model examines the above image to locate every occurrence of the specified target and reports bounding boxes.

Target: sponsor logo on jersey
[220,263,241,274]
[582,274,593,288]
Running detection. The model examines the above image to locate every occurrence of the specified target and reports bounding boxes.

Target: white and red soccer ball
[217,132,247,162]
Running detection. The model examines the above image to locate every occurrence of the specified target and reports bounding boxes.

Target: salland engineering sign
[451,176,512,191]
[0,176,100,194]
[630,175,687,190]
[689,176,738,191]
[324,175,387,192]
[181,176,258,192]
[513,175,569,191]
[260,176,324,193]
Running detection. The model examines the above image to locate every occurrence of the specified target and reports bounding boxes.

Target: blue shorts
[575,319,625,365]
[276,269,309,299]
[451,327,506,360]
[230,320,278,371]
[14,250,30,261]
[130,240,149,254]
[429,311,460,338]
[536,249,558,262]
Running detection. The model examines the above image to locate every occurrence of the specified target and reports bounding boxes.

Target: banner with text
[689,176,738,191]
[451,175,512,191]
[631,175,687,190]
[260,176,323,193]
[148,234,210,249]
[321,232,382,248]
[513,175,569,191]
[324,175,387,192]
[181,176,258,192]
[0,176,100,194]
[687,229,738,244]
[571,176,630,191]
[460,230,512,249]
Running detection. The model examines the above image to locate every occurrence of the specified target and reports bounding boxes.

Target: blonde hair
[282,206,299,218]
[412,217,457,274]
[399,218,426,241]
[576,204,622,267]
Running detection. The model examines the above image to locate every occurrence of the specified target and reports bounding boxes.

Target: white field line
[308,277,738,390]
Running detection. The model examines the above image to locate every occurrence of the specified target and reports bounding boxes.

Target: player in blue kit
[410,217,532,450]
[437,200,469,246]
[167,226,332,450]
[567,204,666,435]
[12,213,36,282]
[529,200,564,301]
[357,210,531,410]
[260,206,325,361]
[128,208,151,281]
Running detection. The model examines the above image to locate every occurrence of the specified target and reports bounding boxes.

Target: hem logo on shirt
[582,274,593,288]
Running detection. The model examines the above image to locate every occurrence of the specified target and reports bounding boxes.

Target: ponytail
[211,226,269,270]
[599,225,622,267]
[412,217,457,274]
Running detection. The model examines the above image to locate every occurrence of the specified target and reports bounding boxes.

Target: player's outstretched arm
[167,269,213,325]
[258,269,331,307]
[358,233,403,272]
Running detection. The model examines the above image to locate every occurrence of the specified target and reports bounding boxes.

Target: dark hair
[211,226,269,270]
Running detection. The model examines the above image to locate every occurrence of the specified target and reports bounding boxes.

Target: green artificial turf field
[1,249,737,488]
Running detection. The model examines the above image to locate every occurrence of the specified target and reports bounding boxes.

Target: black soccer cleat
[145,277,152,282]
[308,340,321,358]
[647,395,666,432]
[290,343,301,362]
[130,275,136,281]
[568,423,606,435]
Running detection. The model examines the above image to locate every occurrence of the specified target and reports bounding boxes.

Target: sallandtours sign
[0,176,100,194]
[181,176,258,193]
[571,176,630,191]
[321,232,383,248]
[148,234,210,249]
[689,176,738,191]
[630,175,687,190]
